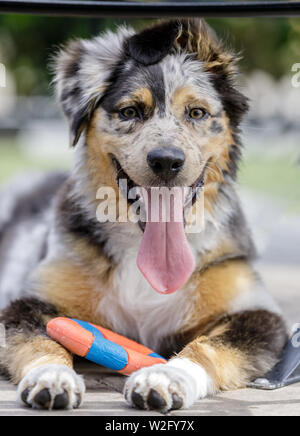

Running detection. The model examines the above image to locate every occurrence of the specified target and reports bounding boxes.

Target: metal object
[0,0,300,18]
[249,326,300,390]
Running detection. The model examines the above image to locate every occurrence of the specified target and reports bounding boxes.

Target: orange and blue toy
[47,318,167,375]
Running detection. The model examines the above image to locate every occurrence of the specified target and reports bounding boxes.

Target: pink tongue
[137,188,195,294]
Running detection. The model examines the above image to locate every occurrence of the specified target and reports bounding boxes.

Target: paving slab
[1,368,300,416]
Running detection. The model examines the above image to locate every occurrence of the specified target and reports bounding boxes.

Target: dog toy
[47,317,166,375]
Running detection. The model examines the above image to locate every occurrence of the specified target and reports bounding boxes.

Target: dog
[0,19,287,412]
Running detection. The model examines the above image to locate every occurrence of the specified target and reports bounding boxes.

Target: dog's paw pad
[17,364,85,410]
[131,391,146,410]
[171,393,183,410]
[53,390,70,410]
[21,387,31,406]
[33,388,52,409]
[147,389,167,411]
[124,364,189,413]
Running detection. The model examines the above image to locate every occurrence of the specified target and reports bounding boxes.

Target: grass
[0,141,299,214]
[238,155,300,214]
[0,141,71,184]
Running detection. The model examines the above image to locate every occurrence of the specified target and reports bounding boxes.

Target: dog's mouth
[111,156,206,215]
[111,155,206,295]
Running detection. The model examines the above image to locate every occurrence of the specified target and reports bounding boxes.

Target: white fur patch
[98,244,195,351]
[161,54,221,113]
[0,217,50,310]
[0,173,56,310]
[125,357,213,411]
[227,281,281,316]
[17,364,85,410]
[167,357,214,400]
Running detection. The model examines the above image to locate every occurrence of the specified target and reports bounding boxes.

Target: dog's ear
[176,19,249,127]
[53,27,134,146]
[175,19,237,76]
[126,20,180,66]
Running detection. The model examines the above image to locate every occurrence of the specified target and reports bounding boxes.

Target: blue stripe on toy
[72,319,104,339]
[149,352,166,360]
[72,319,128,371]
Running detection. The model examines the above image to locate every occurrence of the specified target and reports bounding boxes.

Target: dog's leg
[125,309,286,413]
[0,298,85,410]
[125,309,287,412]
[125,261,287,413]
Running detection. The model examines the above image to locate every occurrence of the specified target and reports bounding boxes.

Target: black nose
[147,147,185,178]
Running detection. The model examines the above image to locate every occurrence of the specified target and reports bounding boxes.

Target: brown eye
[119,106,138,120]
[189,108,206,120]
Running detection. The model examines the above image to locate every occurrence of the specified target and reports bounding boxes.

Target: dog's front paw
[124,359,213,413]
[17,364,85,410]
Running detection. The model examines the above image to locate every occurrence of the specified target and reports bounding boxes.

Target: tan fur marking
[175,19,238,76]
[199,238,240,269]
[116,87,154,110]
[201,113,236,211]
[187,260,256,331]
[178,339,252,391]
[85,110,143,222]
[2,335,73,384]
[86,117,118,191]
[132,87,154,109]
[172,85,212,116]
[37,260,112,325]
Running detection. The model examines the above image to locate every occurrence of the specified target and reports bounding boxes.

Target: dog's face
[55,19,248,197]
[89,56,231,192]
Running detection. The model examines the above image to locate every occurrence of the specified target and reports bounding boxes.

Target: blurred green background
[1,15,300,95]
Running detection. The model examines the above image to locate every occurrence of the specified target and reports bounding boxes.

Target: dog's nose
[147,147,185,178]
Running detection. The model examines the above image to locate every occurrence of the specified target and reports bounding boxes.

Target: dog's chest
[97,250,193,352]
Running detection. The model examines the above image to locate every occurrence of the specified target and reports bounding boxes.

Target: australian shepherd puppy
[0,19,287,412]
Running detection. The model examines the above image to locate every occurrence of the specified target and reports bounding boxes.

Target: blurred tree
[208,18,298,78]
[0,14,299,96]
[0,15,123,95]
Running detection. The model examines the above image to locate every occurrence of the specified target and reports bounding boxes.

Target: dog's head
[55,19,248,189]
[54,19,249,294]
